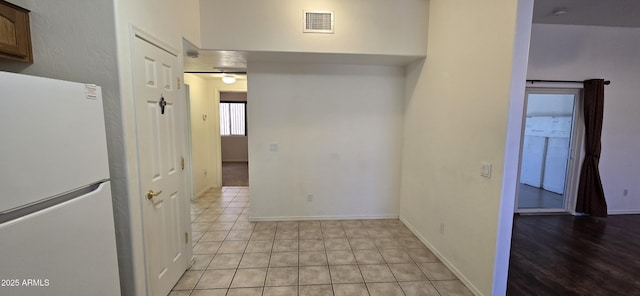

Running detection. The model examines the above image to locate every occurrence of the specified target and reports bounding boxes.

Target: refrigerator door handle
[0,179,109,224]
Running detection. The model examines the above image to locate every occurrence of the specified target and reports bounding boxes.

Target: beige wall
[181,0,202,47]
[185,74,216,196]
[399,1,532,295]
[199,0,428,56]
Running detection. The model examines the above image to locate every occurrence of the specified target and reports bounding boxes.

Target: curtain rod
[527,79,610,85]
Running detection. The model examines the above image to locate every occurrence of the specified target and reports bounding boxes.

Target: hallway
[170,187,473,296]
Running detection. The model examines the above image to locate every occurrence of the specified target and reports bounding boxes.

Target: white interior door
[133,35,187,296]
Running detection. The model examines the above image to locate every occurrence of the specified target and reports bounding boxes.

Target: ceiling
[184,1,640,72]
[189,72,247,81]
[183,49,248,73]
[533,0,640,28]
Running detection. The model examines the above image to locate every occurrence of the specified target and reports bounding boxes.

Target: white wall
[399,1,532,295]
[199,0,428,56]
[528,24,640,214]
[185,74,217,197]
[248,63,404,220]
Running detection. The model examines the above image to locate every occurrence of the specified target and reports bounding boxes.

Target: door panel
[543,137,570,194]
[148,101,162,180]
[520,135,545,187]
[133,36,186,296]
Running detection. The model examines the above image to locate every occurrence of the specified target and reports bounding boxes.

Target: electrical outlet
[307,193,313,202]
[204,170,208,175]
[480,162,492,178]
[623,189,629,197]
[439,223,445,235]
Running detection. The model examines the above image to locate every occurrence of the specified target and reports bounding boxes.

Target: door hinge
[181,157,185,170]
[177,77,181,90]
[185,232,188,244]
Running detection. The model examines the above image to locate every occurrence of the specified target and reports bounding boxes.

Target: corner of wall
[400,217,483,295]
[492,1,534,294]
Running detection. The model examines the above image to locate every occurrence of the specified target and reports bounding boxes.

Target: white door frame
[184,83,195,201]
[130,27,192,294]
[214,88,223,187]
[515,87,585,214]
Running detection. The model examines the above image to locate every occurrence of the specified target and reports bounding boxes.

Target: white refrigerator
[0,72,121,295]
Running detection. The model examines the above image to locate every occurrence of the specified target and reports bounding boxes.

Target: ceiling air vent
[303,11,334,34]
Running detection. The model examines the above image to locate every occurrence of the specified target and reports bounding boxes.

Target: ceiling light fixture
[222,74,236,84]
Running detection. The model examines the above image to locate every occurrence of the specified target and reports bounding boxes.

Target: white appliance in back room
[0,72,121,295]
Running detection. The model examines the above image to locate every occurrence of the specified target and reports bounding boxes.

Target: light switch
[269,143,279,152]
[481,162,492,178]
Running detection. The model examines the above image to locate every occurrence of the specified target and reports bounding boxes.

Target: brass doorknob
[146,190,163,200]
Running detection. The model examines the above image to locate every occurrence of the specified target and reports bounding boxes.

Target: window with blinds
[219,102,246,136]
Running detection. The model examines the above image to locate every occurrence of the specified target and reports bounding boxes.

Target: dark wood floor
[507,214,640,295]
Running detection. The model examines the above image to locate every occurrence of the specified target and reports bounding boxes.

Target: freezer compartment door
[0,72,110,213]
[0,181,120,296]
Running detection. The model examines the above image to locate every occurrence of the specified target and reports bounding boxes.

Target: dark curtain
[576,79,607,217]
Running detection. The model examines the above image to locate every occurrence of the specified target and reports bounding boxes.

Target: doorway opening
[219,92,249,186]
[516,88,583,213]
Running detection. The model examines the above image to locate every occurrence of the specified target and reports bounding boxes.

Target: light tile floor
[171,187,473,296]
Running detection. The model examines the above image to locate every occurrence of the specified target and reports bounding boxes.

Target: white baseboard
[187,255,195,270]
[608,209,640,215]
[194,185,215,199]
[249,214,398,222]
[399,217,483,296]
[558,210,640,216]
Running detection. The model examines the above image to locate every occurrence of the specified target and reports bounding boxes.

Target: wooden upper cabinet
[0,0,32,63]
